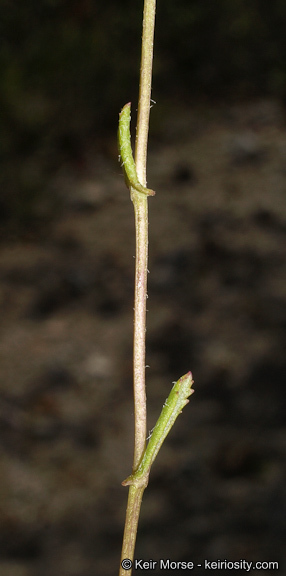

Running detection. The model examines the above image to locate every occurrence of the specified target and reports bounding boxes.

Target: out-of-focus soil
[0,100,285,576]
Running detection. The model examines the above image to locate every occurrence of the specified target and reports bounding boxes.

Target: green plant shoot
[122,372,194,487]
[118,102,155,196]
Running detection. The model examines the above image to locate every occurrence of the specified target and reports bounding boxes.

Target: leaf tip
[120,102,131,117]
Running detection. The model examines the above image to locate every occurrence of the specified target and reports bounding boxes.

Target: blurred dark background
[0,1,285,575]
[2,0,286,236]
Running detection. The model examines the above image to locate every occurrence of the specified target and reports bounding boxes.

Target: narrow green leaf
[122,372,194,486]
[118,102,155,196]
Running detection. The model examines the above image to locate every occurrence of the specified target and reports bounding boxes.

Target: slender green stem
[131,195,149,469]
[135,0,156,185]
[118,3,195,574]
[132,0,156,471]
[119,485,145,576]
[119,2,156,575]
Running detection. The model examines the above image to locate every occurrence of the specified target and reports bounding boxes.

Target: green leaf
[122,372,194,487]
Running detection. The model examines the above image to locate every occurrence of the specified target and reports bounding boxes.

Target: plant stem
[132,0,156,471]
[119,485,145,575]
[135,0,156,186]
[131,195,149,470]
[119,1,156,574]
[132,0,156,474]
